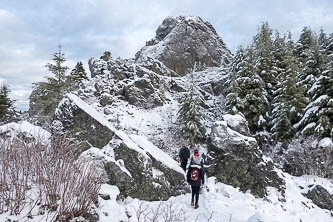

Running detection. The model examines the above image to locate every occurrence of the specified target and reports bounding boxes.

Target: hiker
[187,149,205,209]
[179,144,190,172]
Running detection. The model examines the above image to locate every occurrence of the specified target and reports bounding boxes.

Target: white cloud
[1,1,333,111]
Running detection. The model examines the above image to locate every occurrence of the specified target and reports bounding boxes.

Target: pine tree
[29,45,69,125]
[0,84,14,120]
[318,28,328,53]
[295,27,324,98]
[253,22,275,102]
[250,22,275,142]
[226,46,269,140]
[297,33,333,137]
[100,51,112,61]
[225,46,245,114]
[67,61,88,90]
[271,33,306,141]
[177,64,206,146]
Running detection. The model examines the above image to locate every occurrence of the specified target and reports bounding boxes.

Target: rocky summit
[135,16,233,75]
[50,16,287,200]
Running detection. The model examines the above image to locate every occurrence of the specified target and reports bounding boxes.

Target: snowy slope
[97,173,333,222]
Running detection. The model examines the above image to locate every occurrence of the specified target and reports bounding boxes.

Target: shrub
[0,134,102,221]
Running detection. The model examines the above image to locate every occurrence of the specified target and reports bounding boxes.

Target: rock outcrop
[52,93,188,201]
[305,185,333,211]
[52,94,116,151]
[135,16,233,75]
[205,114,285,197]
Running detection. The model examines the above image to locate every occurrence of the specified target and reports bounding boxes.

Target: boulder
[135,16,233,75]
[102,136,188,200]
[221,114,251,136]
[206,117,284,197]
[52,94,116,151]
[123,75,164,109]
[305,185,333,211]
[88,57,109,78]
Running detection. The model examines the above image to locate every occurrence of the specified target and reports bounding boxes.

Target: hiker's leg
[194,186,200,205]
[191,185,195,201]
[181,161,186,171]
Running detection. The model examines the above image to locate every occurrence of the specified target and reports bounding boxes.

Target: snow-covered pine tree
[0,84,14,121]
[250,22,275,142]
[253,22,275,104]
[226,46,269,143]
[271,33,306,141]
[29,44,69,125]
[297,33,333,137]
[295,27,325,98]
[67,61,88,90]
[225,46,245,114]
[177,64,206,146]
[318,28,329,54]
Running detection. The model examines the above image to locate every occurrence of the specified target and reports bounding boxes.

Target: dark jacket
[179,147,190,161]
[186,157,205,187]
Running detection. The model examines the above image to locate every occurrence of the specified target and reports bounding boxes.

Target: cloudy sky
[1,0,333,111]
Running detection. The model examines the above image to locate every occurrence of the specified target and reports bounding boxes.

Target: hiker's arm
[179,149,183,159]
[201,169,205,184]
[186,167,191,182]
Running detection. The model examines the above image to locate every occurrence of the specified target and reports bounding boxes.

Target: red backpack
[190,168,200,181]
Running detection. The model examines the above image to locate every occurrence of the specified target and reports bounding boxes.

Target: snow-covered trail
[99,175,333,222]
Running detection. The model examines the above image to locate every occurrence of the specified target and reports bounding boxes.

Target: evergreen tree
[225,46,245,114]
[29,45,69,125]
[0,84,14,120]
[318,28,328,53]
[271,32,286,81]
[250,22,275,141]
[253,22,275,102]
[100,51,112,61]
[67,61,88,90]
[297,33,333,137]
[226,46,269,140]
[177,64,206,146]
[295,27,324,98]
[271,34,306,141]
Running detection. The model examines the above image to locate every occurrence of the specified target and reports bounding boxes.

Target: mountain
[135,16,233,75]
[1,16,333,222]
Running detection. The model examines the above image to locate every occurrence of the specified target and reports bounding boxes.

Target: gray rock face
[123,75,164,109]
[206,117,285,197]
[305,185,333,211]
[103,137,188,200]
[53,93,188,201]
[52,95,115,152]
[135,16,233,75]
[88,57,108,78]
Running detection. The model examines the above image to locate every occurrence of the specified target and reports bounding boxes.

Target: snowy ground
[97,173,333,222]
[1,172,332,222]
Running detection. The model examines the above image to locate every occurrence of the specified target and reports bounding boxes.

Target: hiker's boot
[191,199,194,206]
[194,204,199,209]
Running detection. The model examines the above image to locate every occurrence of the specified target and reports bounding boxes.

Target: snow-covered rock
[53,93,188,201]
[0,120,50,142]
[206,117,285,197]
[222,113,251,136]
[305,185,333,211]
[135,16,233,75]
[318,137,333,148]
